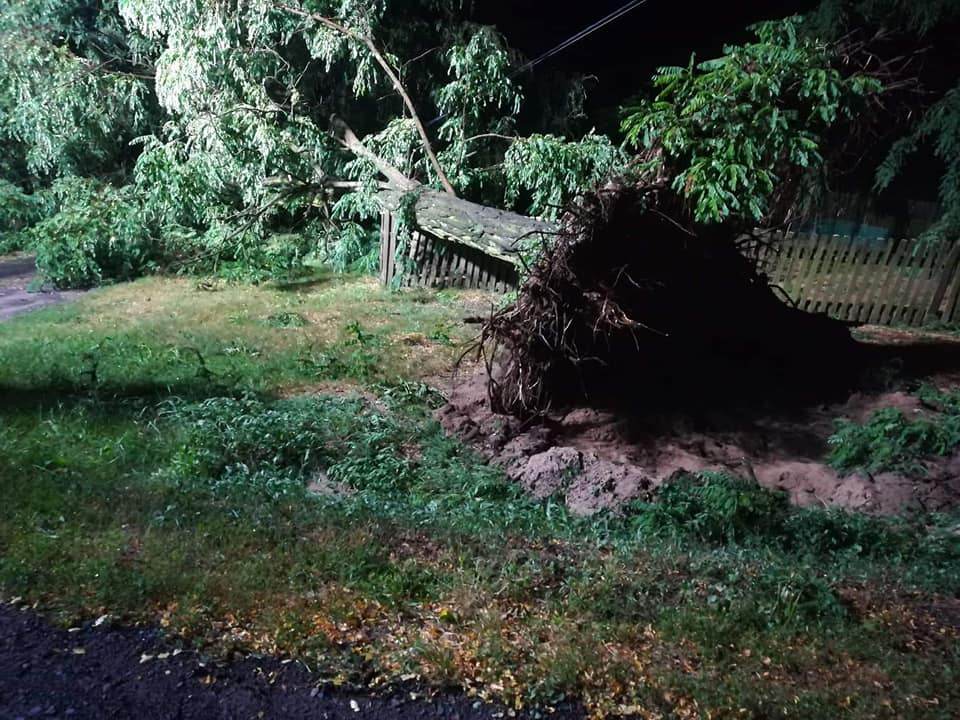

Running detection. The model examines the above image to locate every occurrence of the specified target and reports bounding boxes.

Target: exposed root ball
[478,186,862,417]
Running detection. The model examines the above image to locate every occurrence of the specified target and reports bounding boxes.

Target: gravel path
[0,256,84,321]
[0,604,576,720]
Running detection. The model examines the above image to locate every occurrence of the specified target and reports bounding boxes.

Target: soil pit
[437,353,960,517]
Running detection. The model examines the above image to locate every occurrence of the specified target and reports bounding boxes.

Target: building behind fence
[380,212,960,327]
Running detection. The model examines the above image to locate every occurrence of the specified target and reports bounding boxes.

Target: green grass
[0,273,478,396]
[1,274,959,718]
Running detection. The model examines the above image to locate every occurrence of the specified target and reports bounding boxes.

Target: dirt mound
[437,371,960,516]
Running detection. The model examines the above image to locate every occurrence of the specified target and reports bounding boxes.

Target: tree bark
[319,120,557,264]
[376,188,558,264]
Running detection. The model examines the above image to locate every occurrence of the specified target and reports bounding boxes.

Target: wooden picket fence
[379,212,518,292]
[380,213,960,327]
[746,231,960,327]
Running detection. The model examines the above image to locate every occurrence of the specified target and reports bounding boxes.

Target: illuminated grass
[0,276,958,718]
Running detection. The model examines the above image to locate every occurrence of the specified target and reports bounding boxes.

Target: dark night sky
[474,0,814,110]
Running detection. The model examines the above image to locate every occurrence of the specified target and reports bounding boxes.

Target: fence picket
[910,243,937,325]
[851,244,884,322]
[836,239,869,320]
[774,231,803,300]
[379,218,960,327]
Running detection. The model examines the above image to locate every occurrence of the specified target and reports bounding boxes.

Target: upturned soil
[438,328,960,516]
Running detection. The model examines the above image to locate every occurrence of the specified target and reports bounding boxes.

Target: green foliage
[808,0,960,46]
[632,472,790,543]
[1,0,619,286]
[435,27,522,193]
[264,311,308,329]
[322,222,379,274]
[436,28,522,139]
[0,179,43,253]
[628,470,958,581]
[299,321,383,381]
[621,17,882,224]
[31,178,158,288]
[0,0,156,178]
[876,87,960,237]
[828,384,960,475]
[828,406,960,475]
[671,562,848,636]
[172,394,339,495]
[503,133,627,217]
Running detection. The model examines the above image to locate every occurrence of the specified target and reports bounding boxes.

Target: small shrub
[828,406,960,475]
[917,383,960,413]
[632,472,790,543]
[752,567,847,628]
[375,380,446,410]
[265,311,308,329]
[31,178,158,288]
[782,507,910,557]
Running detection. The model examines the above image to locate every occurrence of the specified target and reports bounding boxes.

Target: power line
[428,0,653,127]
[515,0,652,75]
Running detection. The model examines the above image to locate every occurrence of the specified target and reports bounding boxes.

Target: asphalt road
[0,604,580,720]
[0,256,83,321]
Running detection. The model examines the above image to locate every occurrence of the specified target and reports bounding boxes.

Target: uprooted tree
[2,1,958,411]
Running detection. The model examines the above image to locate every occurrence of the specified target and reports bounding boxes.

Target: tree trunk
[331,119,557,263]
[377,188,558,265]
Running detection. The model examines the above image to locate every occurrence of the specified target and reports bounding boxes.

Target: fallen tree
[375,187,556,264]
[330,101,864,419]
[330,118,558,263]
[473,184,863,417]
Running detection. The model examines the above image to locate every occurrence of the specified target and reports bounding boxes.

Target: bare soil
[0,603,580,720]
[438,329,960,516]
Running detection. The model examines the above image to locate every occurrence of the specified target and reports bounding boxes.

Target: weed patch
[264,311,309,329]
[828,385,960,475]
[628,472,790,543]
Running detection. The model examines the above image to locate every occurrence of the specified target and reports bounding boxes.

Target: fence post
[379,211,392,286]
[924,242,960,324]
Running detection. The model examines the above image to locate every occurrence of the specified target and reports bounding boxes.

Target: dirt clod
[439,366,960,516]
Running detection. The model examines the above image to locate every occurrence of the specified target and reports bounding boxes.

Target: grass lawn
[1,270,959,718]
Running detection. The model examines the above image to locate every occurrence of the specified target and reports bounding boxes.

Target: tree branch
[275,3,457,196]
[330,117,419,191]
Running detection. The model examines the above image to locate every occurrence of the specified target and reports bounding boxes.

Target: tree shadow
[271,270,338,294]
[0,377,256,412]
